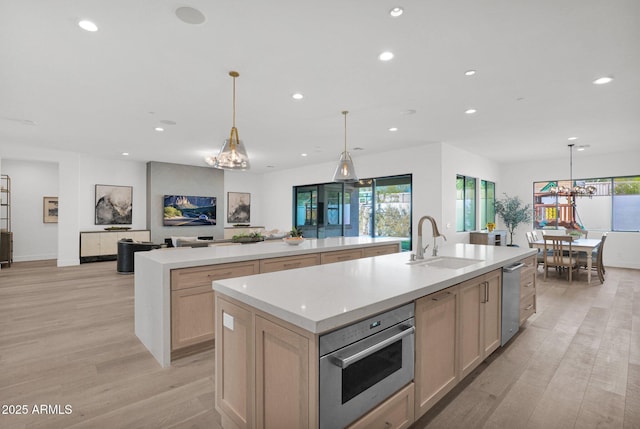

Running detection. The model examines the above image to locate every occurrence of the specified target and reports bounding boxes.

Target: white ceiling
[1,0,639,173]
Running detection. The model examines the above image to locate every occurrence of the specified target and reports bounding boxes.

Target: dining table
[530,237,602,284]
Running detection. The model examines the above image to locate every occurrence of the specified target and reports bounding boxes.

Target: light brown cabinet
[347,382,414,429]
[362,243,401,258]
[519,255,536,325]
[415,287,459,417]
[215,295,318,429]
[80,230,150,261]
[320,248,364,264]
[170,260,259,356]
[459,269,502,377]
[259,253,321,273]
[470,231,507,246]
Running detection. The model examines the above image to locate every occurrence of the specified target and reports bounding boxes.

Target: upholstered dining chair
[578,232,607,284]
[543,235,579,283]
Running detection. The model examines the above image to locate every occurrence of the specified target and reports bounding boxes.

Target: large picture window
[533,175,639,232]
[293,174,413,250]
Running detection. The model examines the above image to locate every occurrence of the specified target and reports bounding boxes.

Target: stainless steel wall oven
[319,302,415,429]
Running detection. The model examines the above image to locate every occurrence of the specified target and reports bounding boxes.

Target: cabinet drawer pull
[525,304,534,310]
[283,262,301,268]
[337,255,352,260]
[432,291,451,301]
[209,271,233,278]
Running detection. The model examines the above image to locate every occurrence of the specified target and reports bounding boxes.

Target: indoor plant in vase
[494,193,532,246]
[284,227,304,245]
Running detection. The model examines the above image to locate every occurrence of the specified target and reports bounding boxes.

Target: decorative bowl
[283,237,304,246]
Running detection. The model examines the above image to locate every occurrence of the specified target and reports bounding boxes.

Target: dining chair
[526,232,544,269]
[578,232,607,283]
[543,235,579,283]
[531,230,540,241]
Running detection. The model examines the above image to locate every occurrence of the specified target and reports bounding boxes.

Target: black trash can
[117,239,161,274]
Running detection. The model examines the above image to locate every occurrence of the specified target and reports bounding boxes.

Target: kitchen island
[134,237,402,367]
[212,243,537,429]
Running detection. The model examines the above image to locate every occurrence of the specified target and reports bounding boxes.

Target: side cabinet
[519,255,537,325]
[170,260,260,357]
[415,286,459,417]
[459,269,502,378]
[216,294,319,429]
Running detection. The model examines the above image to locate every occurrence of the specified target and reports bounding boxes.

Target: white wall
[260,142,502,250]
[499,149,640,269]
[1,159,58,261]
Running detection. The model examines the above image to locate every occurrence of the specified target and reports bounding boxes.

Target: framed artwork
[227,192,251,224]
[43,196,58,223]
[95,184,133,225]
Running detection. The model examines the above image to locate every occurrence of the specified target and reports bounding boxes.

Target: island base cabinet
[216,297,253,429]
[255,316,314,429]
[216,294,319,429]
[346,382,414,429]
[171,286,215,353]
[415,287,459,418]
[459,270,502,378]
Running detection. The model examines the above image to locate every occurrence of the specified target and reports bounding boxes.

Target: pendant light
[332,110,358,182]
[212,71,250,170]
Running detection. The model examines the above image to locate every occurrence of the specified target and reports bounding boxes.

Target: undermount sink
[406,256,483,269]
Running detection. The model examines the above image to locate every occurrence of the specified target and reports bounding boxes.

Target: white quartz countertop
[212,243,537,334]
[135,236,402,269]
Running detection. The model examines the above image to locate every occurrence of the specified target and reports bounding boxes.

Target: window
[456,175,476,232]
[293,174,413,249]
[480,180,496,229]
[533,175,640,232]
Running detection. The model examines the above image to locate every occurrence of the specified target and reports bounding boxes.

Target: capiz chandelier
[549,144,596,197]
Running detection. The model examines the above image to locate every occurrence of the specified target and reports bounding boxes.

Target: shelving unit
[1,174,12,267]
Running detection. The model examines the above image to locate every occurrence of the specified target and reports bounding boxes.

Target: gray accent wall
[147,162,224,244]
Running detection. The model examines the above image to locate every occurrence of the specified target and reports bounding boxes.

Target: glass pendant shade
[212,71,250,171]
[333,151,358,182]
[212,127,250,170]
[332,110,358,183]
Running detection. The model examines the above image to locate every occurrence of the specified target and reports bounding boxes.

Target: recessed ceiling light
[78,20,98,32]
[576,144,590,151]
[464,70,476,76]
[465,108,477,114]
[389,7,404,17]
[379,51,394,61]
[292,93,304,100]
[568,136,578,141]
[353,147,365,151]
[175,7,206,25]
[266,165,275,168]
[121,152,129,156]
[154,127,164,132]
[389,127,398,132]
[301,153,308,157]
[593,76,613,85]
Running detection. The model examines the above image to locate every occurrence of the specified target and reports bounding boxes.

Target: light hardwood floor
[0,260,638,429]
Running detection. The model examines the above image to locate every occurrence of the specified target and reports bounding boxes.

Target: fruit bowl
[283,237,304,245]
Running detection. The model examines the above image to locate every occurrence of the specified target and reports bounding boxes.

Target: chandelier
[549,143,596,197]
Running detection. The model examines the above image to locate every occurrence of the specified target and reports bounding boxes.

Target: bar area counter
[134,236,402,367]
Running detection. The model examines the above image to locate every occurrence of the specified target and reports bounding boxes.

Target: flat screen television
[163,195,217,226]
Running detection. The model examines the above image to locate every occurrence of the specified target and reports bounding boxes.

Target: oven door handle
[330,325,415,369]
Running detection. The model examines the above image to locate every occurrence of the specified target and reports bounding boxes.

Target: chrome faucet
[414,216,447,259]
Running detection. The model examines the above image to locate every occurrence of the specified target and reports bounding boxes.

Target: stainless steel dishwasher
[502,262,525,346]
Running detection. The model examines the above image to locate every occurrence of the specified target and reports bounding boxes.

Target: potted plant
[494,193,532,246]
[284,227,305,245]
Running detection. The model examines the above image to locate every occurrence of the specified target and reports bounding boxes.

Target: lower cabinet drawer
[170,260,260,291]
[346,383,415,429]
[520,273,535,299]
[519,293,536,326]
[321,249,364,264]
[362,244,400,258]
[259,254,320,273]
